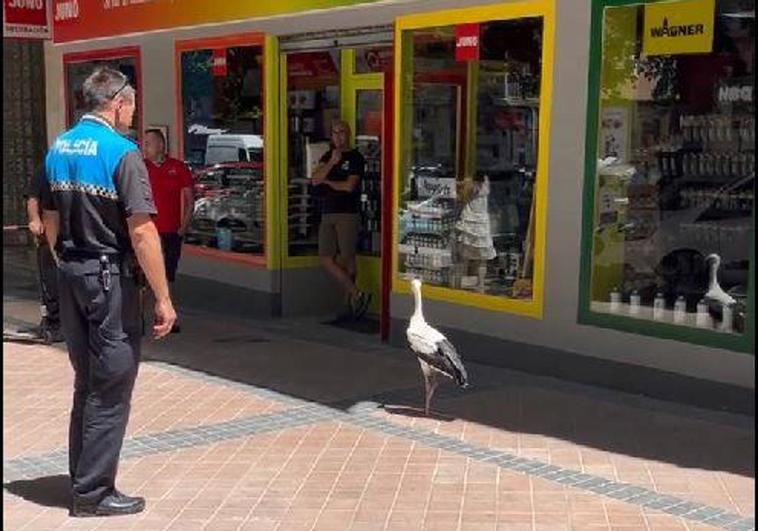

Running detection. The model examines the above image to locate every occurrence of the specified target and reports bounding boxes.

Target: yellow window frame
[392,0,556,318]
[264,35,282,271]
[340,48,385,312]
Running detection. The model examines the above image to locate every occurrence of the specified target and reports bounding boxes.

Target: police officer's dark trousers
[58,256,141,504]
[36,238,60,326]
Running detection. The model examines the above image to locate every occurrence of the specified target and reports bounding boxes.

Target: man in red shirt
[143,129,194,333]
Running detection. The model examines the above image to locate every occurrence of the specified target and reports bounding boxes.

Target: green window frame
[578,0,755,354]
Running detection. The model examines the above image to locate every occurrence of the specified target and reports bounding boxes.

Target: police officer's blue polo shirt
[41,114,157,257]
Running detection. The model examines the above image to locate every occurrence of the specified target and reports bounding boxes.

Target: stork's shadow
[381,404,455,422]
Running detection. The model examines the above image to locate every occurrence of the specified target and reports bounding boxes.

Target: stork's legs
[423,370,440,417]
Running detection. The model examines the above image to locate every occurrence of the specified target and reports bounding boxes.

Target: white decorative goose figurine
[704,253,736,306]
[406,278,469,416]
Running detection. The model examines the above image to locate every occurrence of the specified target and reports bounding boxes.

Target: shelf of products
[400,194,457,286]
[591,46,754,338]
[356,136,382,255]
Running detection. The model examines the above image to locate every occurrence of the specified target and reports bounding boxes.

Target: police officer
[25,165,63,343]
[40,67,176,517]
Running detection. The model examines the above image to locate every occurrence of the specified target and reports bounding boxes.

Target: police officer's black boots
[70,489,145,517]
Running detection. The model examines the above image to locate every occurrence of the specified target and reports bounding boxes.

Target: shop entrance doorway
[279,28,394,339]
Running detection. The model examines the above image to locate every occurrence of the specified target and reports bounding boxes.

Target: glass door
[355,88,383,256]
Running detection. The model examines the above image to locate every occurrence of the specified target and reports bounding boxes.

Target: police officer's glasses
[110,78,130,100]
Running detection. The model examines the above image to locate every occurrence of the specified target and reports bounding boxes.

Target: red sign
[211,48,227,77]
[359,47,393,73]
[287,52,339,82]
[454,23,480,62]
[3,0,51,38]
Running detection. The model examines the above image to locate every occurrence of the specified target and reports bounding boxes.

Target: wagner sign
[642,0,715,56]
[3,0,51,38]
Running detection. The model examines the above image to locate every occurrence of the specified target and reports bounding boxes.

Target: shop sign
[3,0,51,38]
[642,0,715,56]
[211,48,227,77]
[287,52,338,81]
[600,107,629,162]
[356,47,393,73]
[52,0,378,44]
[717,83,753,104]
[416,177,457,199]
[187,124,228,135]
[454,23,479,62]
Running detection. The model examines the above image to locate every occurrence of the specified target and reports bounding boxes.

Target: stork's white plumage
[406,278,469,416]
[704,253,736,306]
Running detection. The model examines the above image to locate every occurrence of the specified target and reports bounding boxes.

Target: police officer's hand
[29,219,44,237]
[153,297,177,339]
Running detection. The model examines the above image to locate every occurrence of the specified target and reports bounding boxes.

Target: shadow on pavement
[139,309,755,479]
[4,475,70,509]
[381,404,456,422]
[4,246,755,479]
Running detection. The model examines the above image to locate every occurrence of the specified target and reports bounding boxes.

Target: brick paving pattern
[3,259,755,530]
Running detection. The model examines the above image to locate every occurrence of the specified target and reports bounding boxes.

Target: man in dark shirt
[25,165,63,342]
[41,67,176,517]
[312,119,370,319]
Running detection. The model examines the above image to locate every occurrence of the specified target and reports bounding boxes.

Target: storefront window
[285,51,341,256]
[398,18,545,300]
[179,44,264,255]
[64,51,140,140]
[586,0,754,339]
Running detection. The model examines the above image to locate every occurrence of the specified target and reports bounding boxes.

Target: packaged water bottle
[674,295,687,324]
[629,290,641,315]
[721,304,734,333]
[610,287,621,313]
[696,299,710,328]
[653,292,666,321]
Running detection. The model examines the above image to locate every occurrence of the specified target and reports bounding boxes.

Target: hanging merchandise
[653,292,666,321]
[629,290,641,315]
[673,295,687,323]
[609,287,622,313]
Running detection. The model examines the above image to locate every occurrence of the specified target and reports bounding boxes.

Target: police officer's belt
[58,250,138,276]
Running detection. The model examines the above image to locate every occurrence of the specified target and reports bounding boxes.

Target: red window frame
[62,46,143,143]
[174,33,267,268]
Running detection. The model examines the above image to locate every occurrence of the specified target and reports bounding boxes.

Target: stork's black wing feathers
[437,339,469,388]
[411,339,469,388]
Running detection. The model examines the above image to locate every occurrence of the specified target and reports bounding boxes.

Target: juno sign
[3,0,51,39]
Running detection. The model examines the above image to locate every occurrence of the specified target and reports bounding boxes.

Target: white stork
[704,253,736,306]
[406,278,469,416]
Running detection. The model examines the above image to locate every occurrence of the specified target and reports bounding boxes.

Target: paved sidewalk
[3,256,755,531]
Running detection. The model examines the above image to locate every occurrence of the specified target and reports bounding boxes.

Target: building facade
[4,38,47,243]
[41,0,754,412]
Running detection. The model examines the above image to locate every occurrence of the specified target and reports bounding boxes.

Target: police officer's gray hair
[82,67,136,111]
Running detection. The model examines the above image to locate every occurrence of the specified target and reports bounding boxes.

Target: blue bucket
[216,227,233,251]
